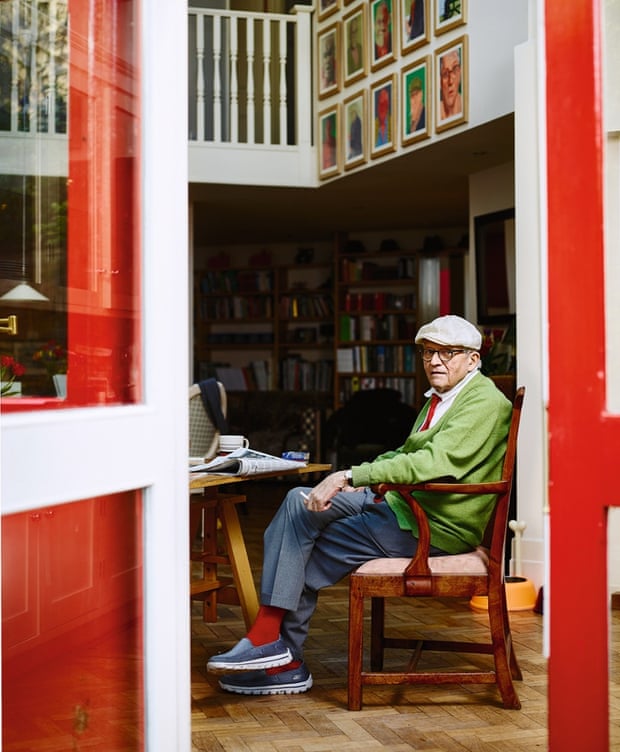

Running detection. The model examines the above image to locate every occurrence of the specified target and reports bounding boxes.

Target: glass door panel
[0,0,140,408]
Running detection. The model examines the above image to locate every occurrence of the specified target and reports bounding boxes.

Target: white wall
[466,0,528,127]
[469,159,546,591]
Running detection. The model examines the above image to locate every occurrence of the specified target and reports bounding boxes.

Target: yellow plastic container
[470,576,537,612]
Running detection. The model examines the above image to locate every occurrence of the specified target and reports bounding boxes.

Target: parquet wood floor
[191,481,620,752]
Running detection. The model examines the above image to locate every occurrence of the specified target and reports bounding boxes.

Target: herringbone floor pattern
[191,481,620,752]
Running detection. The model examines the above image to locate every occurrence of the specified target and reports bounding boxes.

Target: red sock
[246,605,286,646]
[266,659,302,676]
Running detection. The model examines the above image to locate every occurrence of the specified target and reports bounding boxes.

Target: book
[189,447,307,475]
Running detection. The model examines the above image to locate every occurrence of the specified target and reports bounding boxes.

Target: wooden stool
[190,489,259,629]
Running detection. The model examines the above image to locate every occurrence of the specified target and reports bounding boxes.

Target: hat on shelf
[379,238,399,252]
[415,315,482,350]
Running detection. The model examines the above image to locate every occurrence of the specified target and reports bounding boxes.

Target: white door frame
[1,1,191,748]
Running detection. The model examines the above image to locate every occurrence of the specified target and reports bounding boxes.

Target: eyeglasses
[419,347,469,363]
[440,64,461,81]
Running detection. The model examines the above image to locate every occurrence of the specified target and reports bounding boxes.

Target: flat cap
[415,315,482,350]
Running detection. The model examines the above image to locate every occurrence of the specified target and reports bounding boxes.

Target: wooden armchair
[347,386,525,711]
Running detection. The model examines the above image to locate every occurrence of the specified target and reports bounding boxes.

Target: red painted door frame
[546,2,619,749]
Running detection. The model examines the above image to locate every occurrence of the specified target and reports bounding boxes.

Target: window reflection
[0,0,140,407]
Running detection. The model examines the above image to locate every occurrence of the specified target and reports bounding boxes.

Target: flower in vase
[1,355,26,396]
[33,340,68,376]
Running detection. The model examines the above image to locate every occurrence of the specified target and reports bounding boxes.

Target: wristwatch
[343,469,353,483]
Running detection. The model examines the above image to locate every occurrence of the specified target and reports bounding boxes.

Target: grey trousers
[259,486,445,659]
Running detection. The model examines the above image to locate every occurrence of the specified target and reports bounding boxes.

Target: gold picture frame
[401,0,429,55]
[318,23,341,99]
[370,74,397,158]
[318,105,341,179]
[401,56,431,145]
[318,0,340,22]
[343,4,368,87]
[434,0,467,36]
[343,90,367,170]
[370,0,396,72]
[435,35,468,133]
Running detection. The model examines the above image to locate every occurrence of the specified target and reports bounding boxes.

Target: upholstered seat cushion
[354,546,489,575]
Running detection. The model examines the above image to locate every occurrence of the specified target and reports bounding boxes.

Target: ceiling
[190,114,514,247]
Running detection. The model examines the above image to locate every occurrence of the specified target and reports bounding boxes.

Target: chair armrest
[374,480,509,580]
[377,480,509,495]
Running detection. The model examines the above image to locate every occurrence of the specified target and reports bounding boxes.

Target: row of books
[279,293,333,319]
[340,292,416,313]
[336,344,416,373]
[207,332,274,345]
[200,295,274,321]
[279,357,334,392]
[339,314,417,342]
[199,269,274,294]
[340,257,416,282]
[200,358,334,392]
[338,375,416,405]
[203,360,273,391]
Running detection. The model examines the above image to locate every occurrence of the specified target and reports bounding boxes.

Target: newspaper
[189,447,307,475]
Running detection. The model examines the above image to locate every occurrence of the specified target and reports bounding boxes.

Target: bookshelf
[335,244,419,409]
[195,258,334,393]
[194,239,465,412]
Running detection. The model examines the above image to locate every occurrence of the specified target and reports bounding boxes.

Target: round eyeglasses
[419,348,469,363]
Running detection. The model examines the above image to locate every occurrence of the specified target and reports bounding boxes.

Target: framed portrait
[370,0,396,71]
[343,5,367,87]
[370,74,397,158]
[318,24,340,99]
[401,0,429,54]
[434,0,467,36]
[435,35,468,133]
[318,105,340,179]
[401,56,431,145]
[318,0,340,22]
[343,90,367,170]
[475,208,516,323]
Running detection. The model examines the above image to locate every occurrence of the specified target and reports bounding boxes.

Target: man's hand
[301,471,351,512]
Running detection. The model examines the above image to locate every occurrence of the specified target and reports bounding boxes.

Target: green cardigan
[350,373,512,554]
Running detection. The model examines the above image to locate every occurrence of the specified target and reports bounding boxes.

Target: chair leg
[488,585,522,709]
[370,596,385,671]
[501,585,524,681]
[348,579,365,711]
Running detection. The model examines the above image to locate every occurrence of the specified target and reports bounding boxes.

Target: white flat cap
[415,315,482,350]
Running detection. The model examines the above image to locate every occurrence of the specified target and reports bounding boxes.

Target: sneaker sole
[207,649,292,673]
[219,676,313,695]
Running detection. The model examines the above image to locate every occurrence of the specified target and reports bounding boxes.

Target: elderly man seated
[207,315,512,695]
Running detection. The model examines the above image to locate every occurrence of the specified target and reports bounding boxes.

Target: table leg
[217,498,260,629]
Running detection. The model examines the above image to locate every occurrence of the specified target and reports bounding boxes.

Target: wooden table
[190,463,331,629]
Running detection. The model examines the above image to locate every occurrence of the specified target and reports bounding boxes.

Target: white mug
[219,434,249,454]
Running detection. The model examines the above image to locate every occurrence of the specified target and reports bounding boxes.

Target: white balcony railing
[187,5,316,187]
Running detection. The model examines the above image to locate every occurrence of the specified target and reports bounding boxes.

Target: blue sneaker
[219,663,313,695]
[207,637,292,672]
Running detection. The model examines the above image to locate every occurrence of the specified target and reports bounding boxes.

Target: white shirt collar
[423,368,480,427]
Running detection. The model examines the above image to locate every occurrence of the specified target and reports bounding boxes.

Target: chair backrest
[189,381,227,460]
[485,386,525,570]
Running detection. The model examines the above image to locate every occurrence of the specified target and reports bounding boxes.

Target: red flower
[0,354,24,376]
[1,354,25,394]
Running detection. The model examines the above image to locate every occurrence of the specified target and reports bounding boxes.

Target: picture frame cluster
[318,0,469,179]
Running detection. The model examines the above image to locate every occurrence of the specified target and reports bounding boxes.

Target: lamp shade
[0,281,49,302]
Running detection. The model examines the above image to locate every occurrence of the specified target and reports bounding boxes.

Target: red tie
[419,394,441,431]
